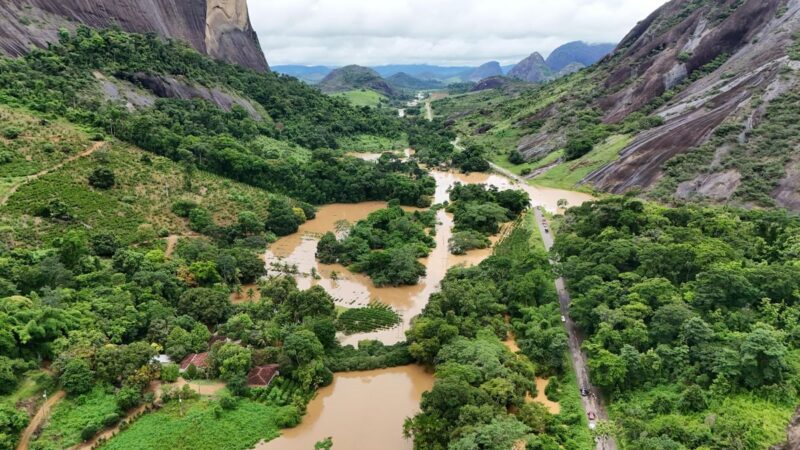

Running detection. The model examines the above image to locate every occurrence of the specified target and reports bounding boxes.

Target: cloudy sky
[249,0,669,67]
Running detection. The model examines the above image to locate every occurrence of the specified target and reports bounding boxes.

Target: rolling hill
[317,65,397,98]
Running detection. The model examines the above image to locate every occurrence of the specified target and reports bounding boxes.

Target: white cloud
[247,0,669,66]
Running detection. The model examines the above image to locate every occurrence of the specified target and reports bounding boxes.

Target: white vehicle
[561,315,566,322]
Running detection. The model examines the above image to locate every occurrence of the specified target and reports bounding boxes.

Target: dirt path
[533,207,617,450]
[16,390,65,450]
[1,141,104,207]
[164,235,179,259]
[425,100,433,121]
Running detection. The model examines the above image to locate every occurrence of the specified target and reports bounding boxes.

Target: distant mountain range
[273,40,615,86]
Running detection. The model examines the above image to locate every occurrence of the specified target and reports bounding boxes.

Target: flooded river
[253,159,583,449]
[256,365,434,450]
[261,164,591,345]
[263,170,502,345]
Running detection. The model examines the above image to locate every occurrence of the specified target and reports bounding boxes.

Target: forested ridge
[0,27,439,206]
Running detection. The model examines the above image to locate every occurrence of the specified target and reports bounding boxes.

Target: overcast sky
[248,0,669,67]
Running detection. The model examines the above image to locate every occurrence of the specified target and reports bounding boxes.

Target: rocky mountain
[0,0,268,72]
[545,41,615,72]
[445,0,800,211]
[318,65,396,97]
[585,0,798,207]
[464,61,503,82]
[506,42,614,84]
[507,52,552,83]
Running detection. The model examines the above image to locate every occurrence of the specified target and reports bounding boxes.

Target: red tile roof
[179,352,209,371]
[247,364,280,387]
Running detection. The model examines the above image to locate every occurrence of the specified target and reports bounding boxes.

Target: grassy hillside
[0,103,280,248]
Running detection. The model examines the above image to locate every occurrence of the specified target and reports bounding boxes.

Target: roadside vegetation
[553,197,800,449]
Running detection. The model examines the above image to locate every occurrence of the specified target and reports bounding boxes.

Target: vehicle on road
[561,315,566,322]
[588,411,596,421]
[580,388,589,396]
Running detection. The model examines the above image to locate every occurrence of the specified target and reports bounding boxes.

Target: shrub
[102,412,121,428]
[60,358,94,395]
[219,393,238,410]
[508,150,525,165]
[81,423,100,441]
[564,135,594,160]
[171,200,199,217]
[160,364,180,383]
[90,232,120,257]
[115,386,142,411]
[448,230,491,255]
[274,405,302,428]
[188,208,214,233]
[2,127,21,139]
[88,167,116,189]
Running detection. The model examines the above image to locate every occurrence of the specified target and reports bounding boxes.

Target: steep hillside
[507,52,552,83]
[318,65,397,97]
[437,0,800,211]
[0,0,268,71]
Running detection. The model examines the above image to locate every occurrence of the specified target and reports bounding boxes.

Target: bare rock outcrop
[0,0,268,72]
[581,0,799,198]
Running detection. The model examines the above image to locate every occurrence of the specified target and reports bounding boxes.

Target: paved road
[533,207,617,450]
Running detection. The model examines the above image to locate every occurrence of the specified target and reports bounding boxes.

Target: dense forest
[553,198,800,449]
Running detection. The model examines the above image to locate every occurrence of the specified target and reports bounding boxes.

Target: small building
[247,364,280,388]
[152,354,173,365]
[179,352,210,373]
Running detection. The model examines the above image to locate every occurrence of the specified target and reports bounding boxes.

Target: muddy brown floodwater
[254,158,584,448]
[263,170,505,346]
[255,365,434,450]
[262,165,593,345]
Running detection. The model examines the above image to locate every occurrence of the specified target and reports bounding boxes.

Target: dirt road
[1,141,104,207]
[16,390,65,450]
[533,207,617,450]
[425,100,433,121]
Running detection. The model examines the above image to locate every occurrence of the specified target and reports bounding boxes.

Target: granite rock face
[0,0,268,72]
